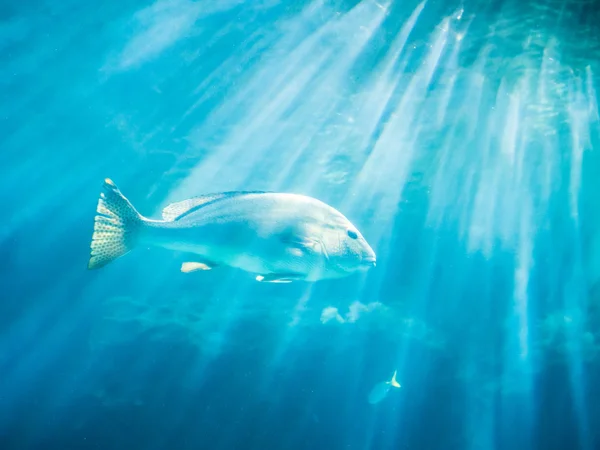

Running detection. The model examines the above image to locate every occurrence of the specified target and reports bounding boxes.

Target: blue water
[2,0,600,448]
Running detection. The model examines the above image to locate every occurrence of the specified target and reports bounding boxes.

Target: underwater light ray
[460,74,524,257]
[424,14,578,447]
[315,13,476,445]
[496,83,525,247]
[567,75,592,223]
[501,87,521,168]
[258,288,314,397]
[437,34,561,257]
[403,17,468,228]
[313,1,428,185]
[582,67,600,291]
[196,5,340,121]
[164,0,389,202]
[2,126,122,238]
[0,3,115,131]
[434,69,457,129]
[496,45,580,450]
[266,40,398,192]
[268,0,428,201]
[461,68,487,140]
[563,74,596,448]
[161,10,340,190]
[178,31,276,124]
[425,65,486,234]
[467,392,496,450]
[338,0,427,154]
[457,269,497,450]
[336,16,456,310]
[584,66,599,127]
[183,0,346,103]
[514,198,533,361]
[238,3,393,193]
[107,0,249,72]
[6,1,600,448]
[345,15,452,213]
[322,13,470,341]
[432,24,471,123]
[489,71,537,436]
[561,250,595,450]
[564,318,594,450]
[567,358,594,450]
[535,44,562,207]
[170,50,335,193]
[465,145,496,255]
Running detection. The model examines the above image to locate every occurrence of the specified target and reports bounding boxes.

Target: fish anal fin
[181,261,217,273]
[255,273,303,283]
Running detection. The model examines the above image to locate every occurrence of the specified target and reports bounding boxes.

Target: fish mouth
[361,256,377,268]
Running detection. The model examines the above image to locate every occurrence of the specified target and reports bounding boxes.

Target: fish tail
[87,178,145,270]
[390,370,401,388]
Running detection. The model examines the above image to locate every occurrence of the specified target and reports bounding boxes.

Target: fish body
[368,382,392,405]
[88,179,376,282]
[368,370,401,404]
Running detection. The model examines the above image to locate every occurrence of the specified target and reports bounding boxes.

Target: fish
[367,370,401,404]
[87,178,377,282]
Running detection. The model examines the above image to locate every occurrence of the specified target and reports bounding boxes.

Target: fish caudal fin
[390,370,401,388]
[88,178,144,270]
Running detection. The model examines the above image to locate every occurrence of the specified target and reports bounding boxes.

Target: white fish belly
[147,221,320,277]
[220,238,320,277]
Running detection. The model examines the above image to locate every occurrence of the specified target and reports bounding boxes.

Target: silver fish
[87,178,376,282]
[368,370,401,404]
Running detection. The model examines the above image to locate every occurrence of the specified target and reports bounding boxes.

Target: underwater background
[2,0,600,448]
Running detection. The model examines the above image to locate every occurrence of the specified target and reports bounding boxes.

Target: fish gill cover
[1,0,600,449]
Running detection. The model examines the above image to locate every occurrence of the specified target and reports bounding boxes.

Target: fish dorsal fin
[162,195,228,221]
[161,191,269,221]
[390,370,401,388]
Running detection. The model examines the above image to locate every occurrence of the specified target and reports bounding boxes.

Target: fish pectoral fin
[255,273,304,283]
[287,247,305,258]
[300,237,328,259]
[279,232,323,256]
[318,239,329,260]
[181,261,218,273]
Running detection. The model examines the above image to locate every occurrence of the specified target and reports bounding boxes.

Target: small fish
[368,370,401,404]
[87,178,376,282]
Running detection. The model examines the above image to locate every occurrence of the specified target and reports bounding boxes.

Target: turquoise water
[2,0,600,448]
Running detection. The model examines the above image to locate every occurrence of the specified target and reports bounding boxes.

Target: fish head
[320,216,376,273]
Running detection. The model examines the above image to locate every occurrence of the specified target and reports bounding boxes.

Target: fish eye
[347,229,358,240]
